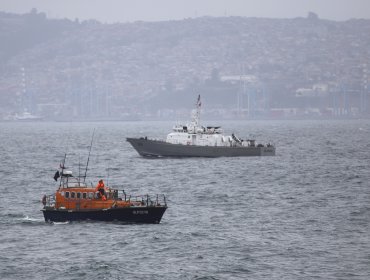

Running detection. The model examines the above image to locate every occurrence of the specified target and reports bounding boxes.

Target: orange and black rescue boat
[41,169,167,224]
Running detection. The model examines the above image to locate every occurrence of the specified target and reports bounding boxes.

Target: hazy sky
[1,0,370,22]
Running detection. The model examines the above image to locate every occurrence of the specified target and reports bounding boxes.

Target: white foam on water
[52,221,70,225]
[22,216,44,222]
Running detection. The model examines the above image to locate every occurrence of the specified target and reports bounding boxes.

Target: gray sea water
[0,120,369,280]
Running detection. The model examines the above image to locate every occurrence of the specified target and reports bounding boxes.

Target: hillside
[1,10,369,120]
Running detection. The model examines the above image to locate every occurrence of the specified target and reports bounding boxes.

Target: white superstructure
[165,95,258,148]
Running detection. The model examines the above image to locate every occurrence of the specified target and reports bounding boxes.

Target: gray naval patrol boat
[127,95,275,158]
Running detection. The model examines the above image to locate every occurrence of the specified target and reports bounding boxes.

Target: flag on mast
[53,171,60,181]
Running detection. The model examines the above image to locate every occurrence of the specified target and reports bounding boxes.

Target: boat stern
[260,145,276,156]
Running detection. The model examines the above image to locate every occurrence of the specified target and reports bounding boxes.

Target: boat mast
[192,94,201,127]
[59,153,67,187]
[107,165,109,187]
[78,154,81,186]
[83,129,95,183]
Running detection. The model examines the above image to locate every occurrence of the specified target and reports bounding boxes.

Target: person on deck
[95,179,107,201]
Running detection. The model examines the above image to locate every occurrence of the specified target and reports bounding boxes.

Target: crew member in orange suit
[95,179,107,200]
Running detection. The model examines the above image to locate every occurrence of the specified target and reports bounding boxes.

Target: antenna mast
[59,153,67,187]
[78,154,81,186]
[192,94,201,127]
[107,165,110,187]
[83,129,95,183]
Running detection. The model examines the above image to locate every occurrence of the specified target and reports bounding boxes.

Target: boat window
[77,192,81,199]
[71,192,76,199]
[60,191,64,197]
[88,192,93,199]
[65,192,70,198]
[82,193,87,199]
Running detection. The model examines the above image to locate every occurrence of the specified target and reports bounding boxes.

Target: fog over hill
[1,10,369,120]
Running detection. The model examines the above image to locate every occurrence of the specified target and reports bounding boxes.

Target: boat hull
[127,138,275,157]
[42,206,167,223]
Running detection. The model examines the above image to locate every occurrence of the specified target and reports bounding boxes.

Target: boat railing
[102,188,166,207]
[139,137,165,142]
[123,193,167,207]
[60,177,89,188]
